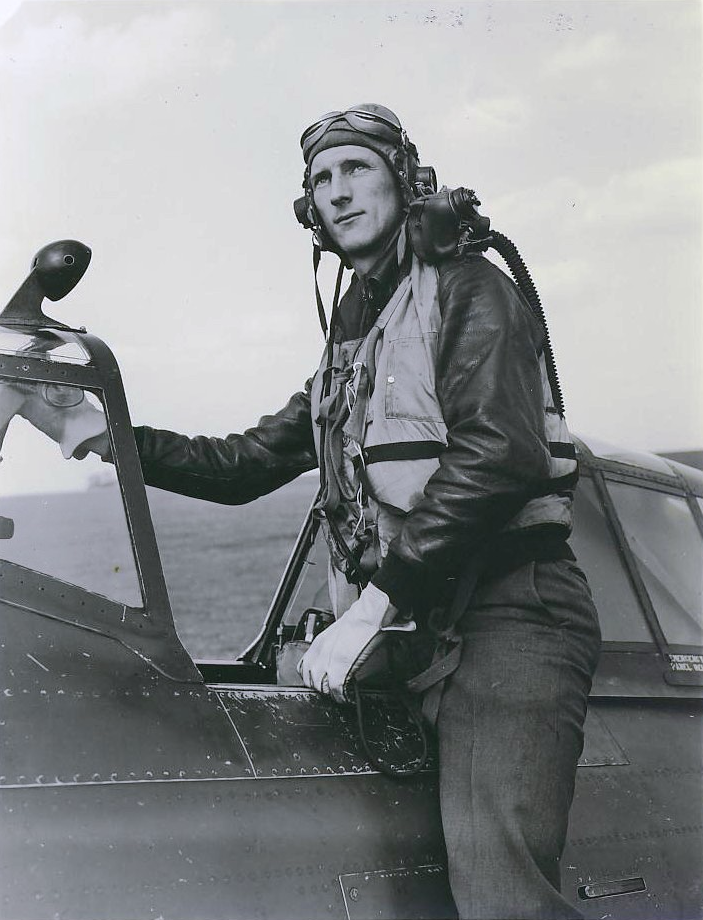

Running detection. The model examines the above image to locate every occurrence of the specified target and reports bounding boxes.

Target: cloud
[490,176,587,229]
[490,157,700,242]
[529,257,591,296]
[444,94,530,141]
[543,31,619,77]
[0,5,214,111]
[582,157,701,231]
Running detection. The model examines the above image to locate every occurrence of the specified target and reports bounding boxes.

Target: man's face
[309,145,403,268]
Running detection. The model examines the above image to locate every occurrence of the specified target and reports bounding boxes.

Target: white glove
[15,382,109,460]
[298,583,410,703]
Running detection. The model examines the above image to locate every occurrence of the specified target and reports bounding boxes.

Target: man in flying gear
[133,104,601,920]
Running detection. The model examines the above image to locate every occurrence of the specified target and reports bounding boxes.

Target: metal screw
[349,887,359,901]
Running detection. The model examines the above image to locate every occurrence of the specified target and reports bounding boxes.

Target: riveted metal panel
[579,707,630,767]
[0,604,252,786]
[218,687,435,778]
[0,562,200,683]
[339,864,456,920]
[1,773,448,920]
[591,649,703,699]
[563,700,703,919]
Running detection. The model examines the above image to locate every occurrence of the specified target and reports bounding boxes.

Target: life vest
[310,253,577,593]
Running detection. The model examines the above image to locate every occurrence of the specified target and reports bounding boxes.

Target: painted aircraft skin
[1,243,702,920]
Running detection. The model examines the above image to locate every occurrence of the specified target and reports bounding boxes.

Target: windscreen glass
[146,476,320,659]
[570,478,653,642]
[1,377,142,606]
[281,518,331,629]
[0,328,90,364]
[608,482,703,646]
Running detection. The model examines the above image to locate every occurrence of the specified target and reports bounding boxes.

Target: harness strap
[413,635,463,727]
[405,640,463,696]
[405,556,485,726]
[318,366,360,511]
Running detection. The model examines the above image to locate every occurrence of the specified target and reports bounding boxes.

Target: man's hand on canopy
[0,380,111,461]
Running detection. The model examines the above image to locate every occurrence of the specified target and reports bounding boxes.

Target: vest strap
[549,441,577,460]
[533,469,579,497]
[358,440,445,466]
[353,442,576,498]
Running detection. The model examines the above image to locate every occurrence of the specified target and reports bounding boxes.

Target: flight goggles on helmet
[300,106,407,163]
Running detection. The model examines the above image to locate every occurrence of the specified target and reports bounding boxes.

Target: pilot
[131,105,601,920]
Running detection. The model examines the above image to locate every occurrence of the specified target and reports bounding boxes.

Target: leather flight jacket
[134,250,577,616]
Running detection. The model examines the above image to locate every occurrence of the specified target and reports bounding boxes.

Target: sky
[0,0,701,497]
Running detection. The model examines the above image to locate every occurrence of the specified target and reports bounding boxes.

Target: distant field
[146,477,319,658]
[2,476,319,661]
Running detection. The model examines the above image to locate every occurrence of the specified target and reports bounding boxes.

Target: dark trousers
[436,559,601,920]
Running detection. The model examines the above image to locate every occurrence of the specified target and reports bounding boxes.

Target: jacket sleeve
[133,379,318,504]
[372,252,551,610]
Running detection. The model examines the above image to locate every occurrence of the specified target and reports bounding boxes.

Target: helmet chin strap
[313,242,346,341]
[312,243,328,339]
